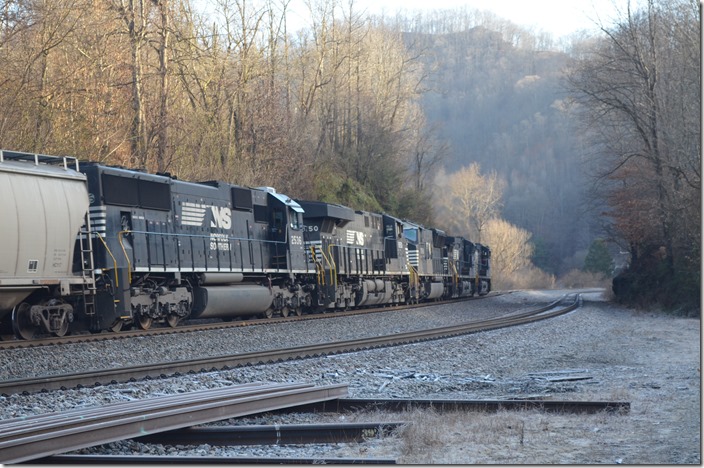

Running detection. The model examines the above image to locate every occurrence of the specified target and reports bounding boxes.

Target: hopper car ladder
[78,213,97,316]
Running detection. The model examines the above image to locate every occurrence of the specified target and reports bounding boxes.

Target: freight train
[0,150,491,340]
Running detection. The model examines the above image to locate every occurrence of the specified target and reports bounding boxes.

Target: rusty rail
[33,454,397,464]
[0,382,348,464]
[134,421,404,445]
[300,397,630,414]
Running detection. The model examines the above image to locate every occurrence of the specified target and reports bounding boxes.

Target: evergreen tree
[583,240,614,277]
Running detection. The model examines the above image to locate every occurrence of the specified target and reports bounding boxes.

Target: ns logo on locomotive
[0,150,491,340]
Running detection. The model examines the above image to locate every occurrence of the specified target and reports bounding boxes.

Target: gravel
[1,289,700,464]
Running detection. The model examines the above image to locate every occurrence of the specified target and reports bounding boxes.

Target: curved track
[0,294,580,396]
[0,293,502,350]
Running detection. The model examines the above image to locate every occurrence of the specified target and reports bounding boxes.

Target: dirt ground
[343,291,702,464]
[60,289,700,464]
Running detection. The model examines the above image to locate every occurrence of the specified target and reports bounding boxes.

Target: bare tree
[483,217,534,279]
[155,0,170,173]
[566,0,700,308]
[441,162,505,243]
[112,0,149,168]
[409,116,447,192]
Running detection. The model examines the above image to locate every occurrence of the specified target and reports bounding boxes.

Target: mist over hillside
[401,20,596,275]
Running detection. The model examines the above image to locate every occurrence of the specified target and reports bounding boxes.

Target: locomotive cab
[257,187,307,271]
[402,221,444,301]
[475,243,492,295]
[296,200,355,309]
[444,236,475,298]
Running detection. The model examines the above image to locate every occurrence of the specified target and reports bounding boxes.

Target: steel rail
[0,295,580,396]
[33,454,398,464]
[0,382,348,464]
[295,397,630,414]
[134,421,405,446]
[0,292,502,349]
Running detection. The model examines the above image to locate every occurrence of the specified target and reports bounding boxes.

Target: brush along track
[0,294,580,396]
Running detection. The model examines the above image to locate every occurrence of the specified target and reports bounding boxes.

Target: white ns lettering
[210,206,232,229]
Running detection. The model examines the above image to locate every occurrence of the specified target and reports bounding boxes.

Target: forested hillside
[397,15,594,275]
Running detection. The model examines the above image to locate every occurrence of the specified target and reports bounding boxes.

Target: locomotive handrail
[118,229,292,279]
[122,229,291,245]
[449,260,459,287]
[0,149,80,170]
[310,246,325,285]
[335,243,385,277]
[407,262,419,301]
[318,244,335,286]
[95,233,119,288]
[326,244,338,289]
[117,231,133,284]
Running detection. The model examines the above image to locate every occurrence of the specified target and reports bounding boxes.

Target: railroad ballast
[0,150,491,340]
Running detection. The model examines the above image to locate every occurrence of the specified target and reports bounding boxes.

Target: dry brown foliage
[557,269,611,289]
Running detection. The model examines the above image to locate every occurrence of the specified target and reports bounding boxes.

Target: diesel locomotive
[0,150,490,340]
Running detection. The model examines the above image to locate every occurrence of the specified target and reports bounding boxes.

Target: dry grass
[494,266,556,290]
[385,408,632,464]
[557,269,611,289]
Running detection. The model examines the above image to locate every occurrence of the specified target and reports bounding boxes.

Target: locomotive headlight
[94,269,103,275]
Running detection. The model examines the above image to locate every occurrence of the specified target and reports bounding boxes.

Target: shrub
[558,269,611,289]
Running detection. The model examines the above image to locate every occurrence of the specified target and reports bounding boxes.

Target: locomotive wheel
[137,315,153,330]
[110,320,124,332]
[166,314,180,328]
[12,303,36,340]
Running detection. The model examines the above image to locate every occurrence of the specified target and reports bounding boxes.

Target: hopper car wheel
[264,308,273,319]
[0,320,17,341]
[137,315,153,330]
[294,307,302,317]
[166,314,180,328]
[280,307,289,318]
[54,316,69,337]
[12,303,36,341]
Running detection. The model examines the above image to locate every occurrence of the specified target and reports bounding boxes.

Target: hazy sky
[286,0,634,38]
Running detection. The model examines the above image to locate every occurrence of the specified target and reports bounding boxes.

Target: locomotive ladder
[79,210,97,316]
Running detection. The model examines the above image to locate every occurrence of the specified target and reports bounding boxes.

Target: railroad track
[0,292,502,350]
[0,380,628,465]
[36,454,398,464]
[0,382,351,464]
[0,294,581,396]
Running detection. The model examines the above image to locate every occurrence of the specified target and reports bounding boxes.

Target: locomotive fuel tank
[0,153,89,318]
[190,285,274,319]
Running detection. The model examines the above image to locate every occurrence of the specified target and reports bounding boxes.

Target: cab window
[289,209,302,230]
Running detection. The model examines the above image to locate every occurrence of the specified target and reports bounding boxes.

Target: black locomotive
[0,150,490,340]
